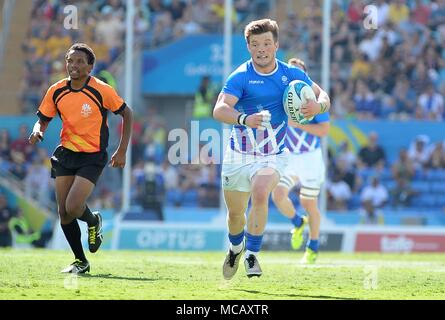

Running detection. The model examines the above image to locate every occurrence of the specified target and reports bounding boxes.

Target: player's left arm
[110,105,133,168]
[300,82,331,118]
[288,120,330,137]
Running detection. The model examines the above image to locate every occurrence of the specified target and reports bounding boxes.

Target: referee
[29,43,133,273]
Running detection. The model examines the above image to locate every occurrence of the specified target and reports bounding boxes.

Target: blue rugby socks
[228,230,244,254]
[245,232,263,258]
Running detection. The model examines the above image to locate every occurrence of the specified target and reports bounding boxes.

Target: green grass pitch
[1,249,445,300]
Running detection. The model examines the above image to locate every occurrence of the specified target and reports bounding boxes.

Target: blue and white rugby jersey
[222,59,313,156]
[286,112,330,154]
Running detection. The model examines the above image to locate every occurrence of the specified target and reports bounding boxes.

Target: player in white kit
[272,58,330,264]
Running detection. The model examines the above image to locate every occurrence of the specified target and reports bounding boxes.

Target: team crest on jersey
[281,76,288,85]
[81,103,92,117]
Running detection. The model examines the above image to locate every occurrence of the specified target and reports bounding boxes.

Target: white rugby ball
[282,80,316,124]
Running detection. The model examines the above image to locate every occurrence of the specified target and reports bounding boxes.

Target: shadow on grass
[81,273,158,282]
[232,288,358,300]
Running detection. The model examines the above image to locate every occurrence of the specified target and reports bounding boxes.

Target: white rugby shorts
[279,148,325,189]
[221,147,289,192]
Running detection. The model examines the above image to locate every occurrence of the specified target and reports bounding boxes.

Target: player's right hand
[28,132,43,145]
[245,111,271,130]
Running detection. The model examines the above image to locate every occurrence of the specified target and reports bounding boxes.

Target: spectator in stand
[353,80,381,119]
[45,25,73,60]
[376,0,390,28]
[25,153,50,208]
[0,194,17,247]
[192,75,217,119]
[428,141,445,169]
[360,176,388,224]
[149,11,174,48]
[95,5,125,58]
[162,160,179,193]
[346,0,364,26]
[350,52,371,80]
[326,172,352,211]
[429,0,445,29]
[416,84,444,121]
[143,134,164,165]
[332,158,361,195]
[173,3,203,38]
[380,95,398,119]
[11,124,35,162]
[148,0,167,25]
[117,112,144,164]
[9,151,27,181]
[412,0,431,26]
[408,134,431,171]
[331,81,355,119]
[357,131,386,170]
[198,163,220,208]
[368,63,394,96]
[390,177,418,209]
[392,76,417,119]
[0,129,11,164]
[190,0,216,32]
[388,0,410,26]
[335,141,357,170]
[392,148,415,181]
[168,0,186,21]
[358,31,382,62]
[410,61,433,96]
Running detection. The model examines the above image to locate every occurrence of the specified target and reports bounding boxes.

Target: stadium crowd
[19,0,269,114]
[328,132,445,216]
[280,0,445,121]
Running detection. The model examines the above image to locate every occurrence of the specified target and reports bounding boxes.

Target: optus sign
[355,233,445,253]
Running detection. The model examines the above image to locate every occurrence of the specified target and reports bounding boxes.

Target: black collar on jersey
[67,76,91,92]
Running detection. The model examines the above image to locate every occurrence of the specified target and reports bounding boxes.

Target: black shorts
[50,146,108,185]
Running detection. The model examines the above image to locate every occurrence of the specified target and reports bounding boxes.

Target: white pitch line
[143,256,445,269]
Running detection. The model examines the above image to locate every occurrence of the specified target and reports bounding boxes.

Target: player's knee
[227,209,246,219]
[300,197,317,210]
[65,200,84,217]
[57,205,68,218]
[58,211,73,224]
[227,211,246,229]
[251,186,270,205]
[272,185,288,204]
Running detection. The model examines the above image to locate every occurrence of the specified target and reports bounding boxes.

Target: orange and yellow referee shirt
[37,76,126,153]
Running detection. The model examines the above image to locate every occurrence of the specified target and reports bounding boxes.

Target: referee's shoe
[61,259,90,274]
[88,211,103,253]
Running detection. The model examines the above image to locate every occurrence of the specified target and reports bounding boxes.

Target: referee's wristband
[237,113,248,126]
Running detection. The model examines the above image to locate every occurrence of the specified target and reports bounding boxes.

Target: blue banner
[141,34,284,95]
[117,224,226,250]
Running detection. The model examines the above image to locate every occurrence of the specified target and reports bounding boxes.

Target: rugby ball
[283,80,316,124]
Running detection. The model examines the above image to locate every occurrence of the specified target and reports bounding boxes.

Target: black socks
[61,219,87,262]
[78,206,97,227]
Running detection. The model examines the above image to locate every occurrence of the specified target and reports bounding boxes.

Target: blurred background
[1,0,445,253]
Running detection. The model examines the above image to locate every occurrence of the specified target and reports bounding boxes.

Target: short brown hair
[288,57,307,72]
[66,43,96,65]
[244,19,279,44]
